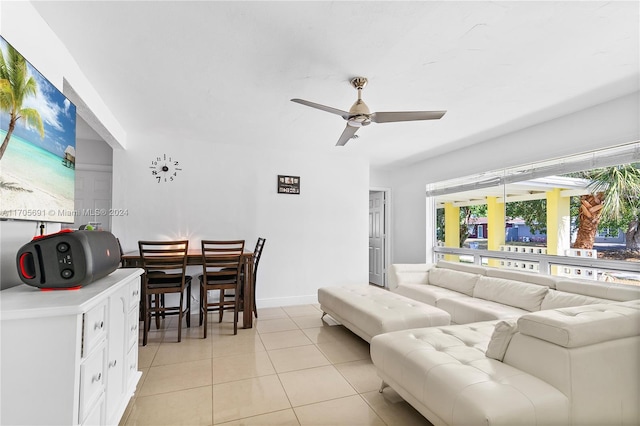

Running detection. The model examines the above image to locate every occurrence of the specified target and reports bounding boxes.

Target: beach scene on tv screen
[0,36,76,223]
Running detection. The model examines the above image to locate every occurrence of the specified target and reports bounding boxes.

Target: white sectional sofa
[367,261,640,425]
[389,261,640,324]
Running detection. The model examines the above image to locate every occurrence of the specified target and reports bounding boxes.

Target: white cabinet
[0,268,143,426]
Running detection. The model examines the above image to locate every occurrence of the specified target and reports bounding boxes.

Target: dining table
[121,249,255,329]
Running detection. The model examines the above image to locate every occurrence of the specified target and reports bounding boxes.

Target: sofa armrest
[388,263,434,290]
[517,300,640,348]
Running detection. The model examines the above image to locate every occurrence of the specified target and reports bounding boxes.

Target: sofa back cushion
[486,268,560,289]
[555,279,640,302]
[428,267,480,296]
[436,260,487,276]
[541,289,613,310]
[473,276,549,312]
[389,263,434,289]
[517,300,640,348]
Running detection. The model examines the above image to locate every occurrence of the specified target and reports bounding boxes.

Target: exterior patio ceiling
[435,176,592,208]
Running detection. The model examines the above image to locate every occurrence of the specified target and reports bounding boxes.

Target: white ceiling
[32,1,639,170]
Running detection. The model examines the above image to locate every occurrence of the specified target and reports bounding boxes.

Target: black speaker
[16,230,121,289]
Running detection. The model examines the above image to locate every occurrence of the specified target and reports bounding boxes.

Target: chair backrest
[201,240,245,284]
[138,240,189,285]
[253,238,266,278]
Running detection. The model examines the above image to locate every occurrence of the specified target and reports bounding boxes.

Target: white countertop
[0,268,143,320]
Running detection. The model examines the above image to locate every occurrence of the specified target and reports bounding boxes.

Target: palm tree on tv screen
[0,42,44,161]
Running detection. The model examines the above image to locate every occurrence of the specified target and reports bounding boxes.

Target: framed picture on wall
[277,175,300,194]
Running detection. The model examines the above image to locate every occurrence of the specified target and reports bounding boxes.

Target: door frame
[369,187,391,288]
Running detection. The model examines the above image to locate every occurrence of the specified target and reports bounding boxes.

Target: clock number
[156,176,161,183]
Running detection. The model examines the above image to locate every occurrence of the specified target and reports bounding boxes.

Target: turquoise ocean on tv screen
[0,129,74,200]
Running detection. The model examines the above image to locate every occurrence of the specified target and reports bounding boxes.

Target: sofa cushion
[541,289,614,310]
[429,267,480,296]
[485,268,560,289]
[392,283,467,306]
[436,260,487,276]
[318,285,450,342]
[388,263,434,289]
[473,276,549,312]
[485,319,518,361]
[517,300,640,348]
[555,279,640,302]
[436,296,527,324]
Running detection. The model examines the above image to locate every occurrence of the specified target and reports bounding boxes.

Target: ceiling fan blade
[336,125,359,146]
[291,98,350,120]
[371,110,446,123]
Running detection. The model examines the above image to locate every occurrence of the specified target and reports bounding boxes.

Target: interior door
[369,191,385,286]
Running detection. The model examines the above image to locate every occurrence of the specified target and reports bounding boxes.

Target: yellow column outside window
[444,202,460,262]
[487,196,505,267]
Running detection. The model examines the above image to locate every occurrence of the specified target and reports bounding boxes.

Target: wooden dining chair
[138,240,192,345]
[222,237,266,318]
[199,240,245,337]
[250,237,266,318]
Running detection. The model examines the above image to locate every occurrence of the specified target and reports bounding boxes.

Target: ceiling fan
[291,77,446,146]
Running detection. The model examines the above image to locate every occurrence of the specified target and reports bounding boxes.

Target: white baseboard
[256,294,318,308]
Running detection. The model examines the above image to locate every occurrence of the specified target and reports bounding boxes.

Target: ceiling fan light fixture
[291,76,446,146]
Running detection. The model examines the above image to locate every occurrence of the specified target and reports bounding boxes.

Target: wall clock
[149,153,182,183]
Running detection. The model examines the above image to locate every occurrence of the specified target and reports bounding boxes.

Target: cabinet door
[105,285,127,422]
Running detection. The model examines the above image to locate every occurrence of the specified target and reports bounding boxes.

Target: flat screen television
[0,35,76,223]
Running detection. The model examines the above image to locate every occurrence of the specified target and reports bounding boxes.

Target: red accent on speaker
[40,286,82,291]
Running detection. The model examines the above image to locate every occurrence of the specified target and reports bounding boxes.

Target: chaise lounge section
[371,300,640,425]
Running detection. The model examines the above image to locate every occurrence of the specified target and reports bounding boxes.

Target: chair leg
[186,284,191,328]
[218,289,225,323]
[202,288,208,339]
[233,295,239,335]
[177,292,183,343]
[154,294,161,329]
[143,295,150,346]
[199,285,204,326]
[252,282,258,318]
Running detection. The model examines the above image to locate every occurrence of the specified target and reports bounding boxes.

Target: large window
[428,142,640,284]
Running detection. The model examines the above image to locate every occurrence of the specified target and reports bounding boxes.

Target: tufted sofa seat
[318,285,451,343]
[371,300,640,425]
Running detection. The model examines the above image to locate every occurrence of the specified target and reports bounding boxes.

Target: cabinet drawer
[127,308,139,350]
[128,278,141,311]
[82,301,107,357]
[81,393,104,426]
[80,346,106,423]
[126,346,139,388]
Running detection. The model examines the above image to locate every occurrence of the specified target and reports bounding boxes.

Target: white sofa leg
[379,380,388,393]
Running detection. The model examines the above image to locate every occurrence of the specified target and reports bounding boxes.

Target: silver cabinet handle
[92,372,102,383]
[94,321,104,330]
[108,360,117,368]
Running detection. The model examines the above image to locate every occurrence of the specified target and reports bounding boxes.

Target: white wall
[379,92,640,264]
[112,132,369,306]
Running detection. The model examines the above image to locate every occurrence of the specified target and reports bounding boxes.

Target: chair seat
[149,275,192,288]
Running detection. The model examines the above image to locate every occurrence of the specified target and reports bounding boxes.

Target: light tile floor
[121,304,433,426]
